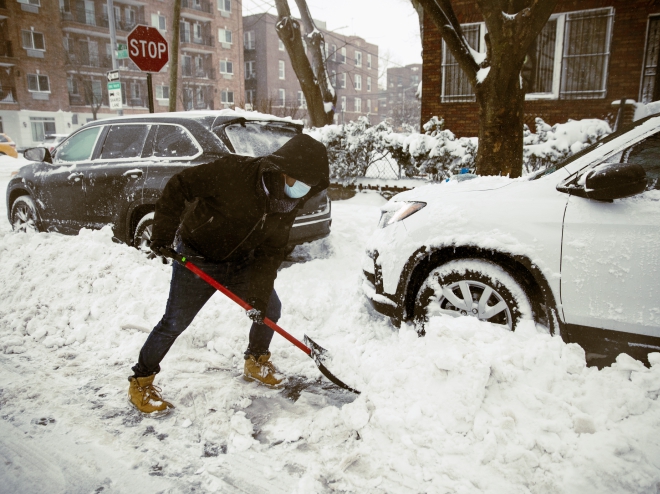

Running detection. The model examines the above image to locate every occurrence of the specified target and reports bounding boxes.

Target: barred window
[523,19,557,95]
[441,23,482,103]
[640,16,660,104]
[560,8,614,99]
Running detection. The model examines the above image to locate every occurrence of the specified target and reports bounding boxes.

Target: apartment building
[422,0,660,136]
[0,0,244,148]
[377,63,422,128]
[242,12,379,125]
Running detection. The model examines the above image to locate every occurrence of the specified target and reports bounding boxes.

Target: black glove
[246,298,267,325]
[150,242,176,259]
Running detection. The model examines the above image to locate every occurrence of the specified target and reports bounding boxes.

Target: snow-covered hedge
[307,117,612,181]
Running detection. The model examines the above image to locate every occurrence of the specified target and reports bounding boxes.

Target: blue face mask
[284,180,311,198]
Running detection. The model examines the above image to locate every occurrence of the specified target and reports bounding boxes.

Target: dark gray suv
[7,111,331,251]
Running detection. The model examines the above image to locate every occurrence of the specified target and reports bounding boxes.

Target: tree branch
[415,0,479,80]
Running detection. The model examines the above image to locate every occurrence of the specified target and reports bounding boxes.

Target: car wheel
[11,196,40,233]
[414,258,532,335]
[133,212,155,252]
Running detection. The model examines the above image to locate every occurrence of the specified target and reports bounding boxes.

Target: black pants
[132,242,281,377]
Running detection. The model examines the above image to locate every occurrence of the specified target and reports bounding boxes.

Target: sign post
[106,70,122,110]
[127,25,169,113]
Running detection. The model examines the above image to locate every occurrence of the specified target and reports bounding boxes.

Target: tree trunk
[274,0,334,127]
[476,70,524,177]
[169,0,181,112]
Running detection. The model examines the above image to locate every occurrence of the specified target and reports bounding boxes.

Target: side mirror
[584,162,647,201]
[23,147,53,164]
[557,162,647,201]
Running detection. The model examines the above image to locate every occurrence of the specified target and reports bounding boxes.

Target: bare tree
[413,0,556,177]
[273,0,336,127]
[63,40,107,120]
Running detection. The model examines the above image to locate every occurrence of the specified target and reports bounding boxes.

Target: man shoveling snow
[127,134,329,415]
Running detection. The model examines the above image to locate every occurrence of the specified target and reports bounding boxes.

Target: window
[100,125,150,160]
[180,21,191,43]
[298,91,307,109]
[27,74,50,92]
[341,96,346,111]
[222,122,298,157]
[367,76,372,92]
[367,99,371,113]
[90,80,103,105]
[221,90,234,105]
[354,97,361,112]
[156,85,169,99]
[245,89,255,105]
[18,0,40,5]
[340,47,346,63]
[640,16,660,103]
[67,77,79,95]
[355,74,362,90]
[331,44,337,61]
[331,70,336,88]
[220,60,233,74]
[244,30,255,50]
[193,24,203,42]
[219,28,232,44]
[367,53,372,69]
[21,30,45,51]
[441,23,483,102]
[340,72,346,89]
[30,117,55,142]
[54,126,100,161]
[218,0,231,13]
[245,60,255,79]
[619,133,660,190]
[279,60,285,79]
[278,39,285,51]
[355,51,362,67]
[154,125,199,158]
[151,13,166,31]
[277,88,285,107]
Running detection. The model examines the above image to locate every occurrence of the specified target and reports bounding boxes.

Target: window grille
[640,16,660,104]
[560,8,614,99]
[523,19,557,94]
[441,24,480,102]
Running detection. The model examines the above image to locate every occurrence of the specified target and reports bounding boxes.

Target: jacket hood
[266,134,329,189]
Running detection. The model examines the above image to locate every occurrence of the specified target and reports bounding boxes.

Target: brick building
[421,0,660,136]
[0,0,244,148]
[378,63,422,128]
[242,12,379,125]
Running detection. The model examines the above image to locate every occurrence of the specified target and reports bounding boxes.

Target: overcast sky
[241,0,422,87]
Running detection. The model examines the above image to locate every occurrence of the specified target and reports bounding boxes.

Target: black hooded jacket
[150,133,329,306]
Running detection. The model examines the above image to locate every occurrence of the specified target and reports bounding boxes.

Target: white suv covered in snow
[362,116,660,365]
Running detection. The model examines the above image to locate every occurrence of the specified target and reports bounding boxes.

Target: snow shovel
[163,250,360,395]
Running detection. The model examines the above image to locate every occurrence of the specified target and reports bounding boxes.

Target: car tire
[133,212,155,252]
[414,258,533,335]
[10,196,40,233]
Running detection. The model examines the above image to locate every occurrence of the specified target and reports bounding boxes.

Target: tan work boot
[128,375,174,417]
[243,352,285,388]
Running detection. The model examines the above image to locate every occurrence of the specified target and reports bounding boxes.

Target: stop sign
[127,25,169,73]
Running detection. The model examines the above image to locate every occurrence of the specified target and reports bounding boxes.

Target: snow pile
[308,117,612,182]
[523,117,612,174]
[0,187,659,491]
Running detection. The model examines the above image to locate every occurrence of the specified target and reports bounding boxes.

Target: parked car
[36,134,70,153]
[0,133,18,158]
[7,111,331,253]
[363,115,660,365]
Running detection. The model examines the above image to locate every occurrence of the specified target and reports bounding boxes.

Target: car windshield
[219,121,299,157]
[529,116,657,180]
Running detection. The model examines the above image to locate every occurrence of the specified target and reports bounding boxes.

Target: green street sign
[116,43,128,59]
[107,81,121,90]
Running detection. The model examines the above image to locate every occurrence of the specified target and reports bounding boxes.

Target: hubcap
[138,224,153,252]
[427,279,513,329]
[12,204,38,233]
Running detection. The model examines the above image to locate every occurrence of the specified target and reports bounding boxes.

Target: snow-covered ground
[1,154,659,493]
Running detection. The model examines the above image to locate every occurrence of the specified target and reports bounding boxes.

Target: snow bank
[0,186,659,491]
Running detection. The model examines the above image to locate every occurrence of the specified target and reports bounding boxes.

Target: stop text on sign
[129,39,167,60]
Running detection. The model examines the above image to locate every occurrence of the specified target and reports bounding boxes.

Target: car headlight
[378,201,426,228]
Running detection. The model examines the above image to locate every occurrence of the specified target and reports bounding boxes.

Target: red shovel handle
[181,258,312,356]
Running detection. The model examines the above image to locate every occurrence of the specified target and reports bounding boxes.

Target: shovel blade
[304,335,360,394]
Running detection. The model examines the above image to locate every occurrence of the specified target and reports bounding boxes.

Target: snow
[1,166,660,491]
[476,66,491,84]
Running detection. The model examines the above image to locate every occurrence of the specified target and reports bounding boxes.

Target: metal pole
[106,0,123,116]
[147,73,154,113]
